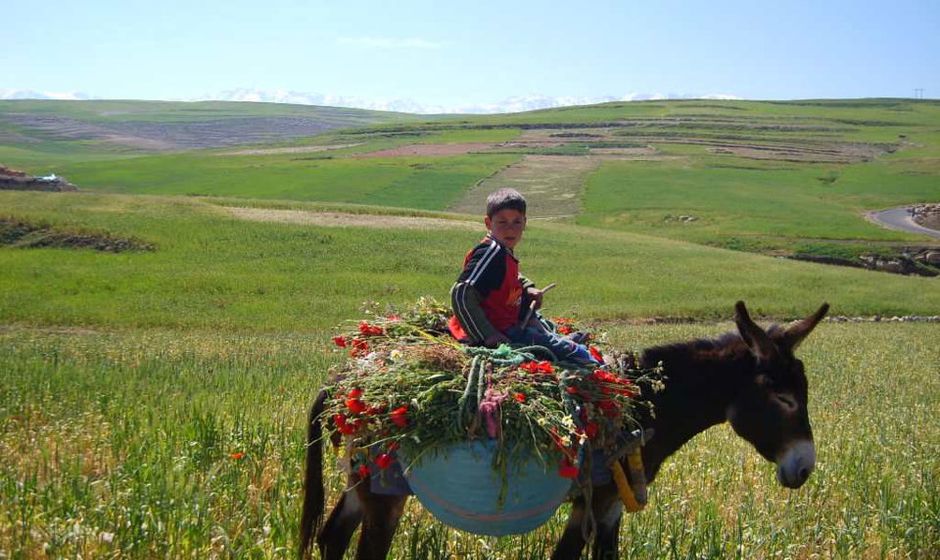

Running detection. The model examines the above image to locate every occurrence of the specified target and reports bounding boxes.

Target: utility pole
[913,88,924,100]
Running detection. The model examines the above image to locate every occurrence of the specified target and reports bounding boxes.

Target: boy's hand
[525,286,545,310]
[483,332,511,347]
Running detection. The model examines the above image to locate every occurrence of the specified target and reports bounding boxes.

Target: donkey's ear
[781,303,829,351]
[734,301,778,362]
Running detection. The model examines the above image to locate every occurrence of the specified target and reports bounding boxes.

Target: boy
[448,188,598,365]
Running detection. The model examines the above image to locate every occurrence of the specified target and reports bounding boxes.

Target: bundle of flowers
[323,298,655,482]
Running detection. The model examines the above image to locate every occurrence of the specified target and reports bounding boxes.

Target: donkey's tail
[299,389,328,560]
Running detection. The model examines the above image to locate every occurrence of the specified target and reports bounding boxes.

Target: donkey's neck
[637,335,753,483]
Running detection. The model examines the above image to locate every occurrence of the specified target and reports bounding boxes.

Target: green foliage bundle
[321,298,656,481]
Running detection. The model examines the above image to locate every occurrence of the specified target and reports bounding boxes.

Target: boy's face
[485,208,526,249]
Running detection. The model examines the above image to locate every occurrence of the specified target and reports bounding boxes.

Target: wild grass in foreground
[0,323,936,558]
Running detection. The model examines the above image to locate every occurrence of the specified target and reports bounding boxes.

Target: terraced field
[1,98,938,559]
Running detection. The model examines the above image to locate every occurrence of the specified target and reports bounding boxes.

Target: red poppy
[333,413,358,434]
[348,388,363,399]
[614,383,638,398]
[332,336,347,348]
[513,392,526,403]
[346,398,367,414]
[350,338,370,357]
[558,457,579,479]
[375,453,393,470]
[358,321,384,337]
[565,386,579,395]
[520,360,554,374]
[589,346,604,363]
[582,422,599,439]
[390,406,409,428]
[358,464,371,478]
[597,399,620,418]
[229,451,245,460]
[553,317,575,335]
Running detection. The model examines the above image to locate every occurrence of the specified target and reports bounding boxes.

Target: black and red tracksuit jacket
[448,234,534,343]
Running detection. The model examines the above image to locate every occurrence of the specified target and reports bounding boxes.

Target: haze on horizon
[3,0,938,114]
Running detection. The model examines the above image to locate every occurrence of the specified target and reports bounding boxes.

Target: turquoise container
[401,440,572,536]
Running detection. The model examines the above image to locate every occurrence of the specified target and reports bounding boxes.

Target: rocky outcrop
[0,165,78,192]
[826,315,940,323]
[911,203,940,230]
[789,247,940,277]
[0,216,154,252]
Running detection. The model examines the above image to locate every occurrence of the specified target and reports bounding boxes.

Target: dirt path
[866,207,940,239]
[219,143,363,156]
[447,155,602,219]
[356,143,494,158]
[226,207,478,230]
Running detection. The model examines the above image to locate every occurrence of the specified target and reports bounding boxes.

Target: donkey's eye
[774,393,798,412]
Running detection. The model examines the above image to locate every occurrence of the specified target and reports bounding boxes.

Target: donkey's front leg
[552,484,623,560]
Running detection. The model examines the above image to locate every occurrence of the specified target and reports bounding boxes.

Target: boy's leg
[506,325,599,365]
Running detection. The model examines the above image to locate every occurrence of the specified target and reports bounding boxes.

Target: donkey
[299,301,828,560]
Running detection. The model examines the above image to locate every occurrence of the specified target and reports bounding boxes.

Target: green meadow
[1,192,937,330]
[58,153,519,210]
[5,98,939,262]
[1,322,936,559]
[578,155,937,251]
[1,98,939,558]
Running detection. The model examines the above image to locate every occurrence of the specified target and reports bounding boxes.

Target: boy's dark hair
[486,188,527,217]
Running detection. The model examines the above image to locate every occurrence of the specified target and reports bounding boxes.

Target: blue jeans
[504,324,599,365]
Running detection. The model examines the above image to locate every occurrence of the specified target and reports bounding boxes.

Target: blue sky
[4,0,938,112]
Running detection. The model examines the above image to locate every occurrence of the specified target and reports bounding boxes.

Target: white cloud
[1,88,743,114]
[336,36,442,49]
[0,89,92,100]
[700,93,742,100]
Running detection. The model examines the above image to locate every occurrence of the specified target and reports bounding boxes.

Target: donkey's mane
[641,323,789,368]
[641,330,746,368]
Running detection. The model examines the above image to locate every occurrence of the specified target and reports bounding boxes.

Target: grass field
[58,153,520,210]
[1,322,936,559]
[1,98,939,558]
[4,98,938,265]
[1,192,937,331]
[578,154,937,252]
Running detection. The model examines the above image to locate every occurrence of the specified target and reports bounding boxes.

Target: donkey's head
[726,301,828,489]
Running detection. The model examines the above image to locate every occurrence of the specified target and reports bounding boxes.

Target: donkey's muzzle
[776,439,815,489]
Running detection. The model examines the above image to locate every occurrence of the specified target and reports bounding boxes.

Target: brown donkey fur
[300,301,828,560]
